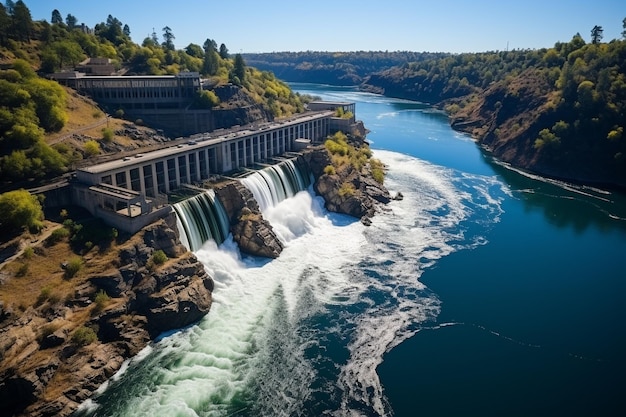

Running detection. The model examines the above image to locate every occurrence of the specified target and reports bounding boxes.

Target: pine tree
[591,25,603,44]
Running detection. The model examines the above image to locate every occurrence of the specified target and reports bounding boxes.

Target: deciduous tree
[0,189,44,232]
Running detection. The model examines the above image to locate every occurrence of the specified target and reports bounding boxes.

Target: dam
[70,102,356,234]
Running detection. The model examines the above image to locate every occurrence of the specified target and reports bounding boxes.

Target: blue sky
[23,0,626,53]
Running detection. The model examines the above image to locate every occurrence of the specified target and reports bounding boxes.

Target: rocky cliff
[0,213,213,417]
[214,181,283,258]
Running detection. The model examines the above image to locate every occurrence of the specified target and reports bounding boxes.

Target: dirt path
[0,223,60,272]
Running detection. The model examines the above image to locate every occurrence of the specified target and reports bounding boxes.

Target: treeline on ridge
[0,0,307,187]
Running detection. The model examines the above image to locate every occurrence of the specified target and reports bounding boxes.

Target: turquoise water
[74,84,626,417]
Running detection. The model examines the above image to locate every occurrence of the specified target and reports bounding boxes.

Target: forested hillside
[243,51,449,85]
[0,0,306,188]
[361,28,626,188]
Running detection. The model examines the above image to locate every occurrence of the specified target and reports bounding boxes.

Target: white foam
[80,149,506,416]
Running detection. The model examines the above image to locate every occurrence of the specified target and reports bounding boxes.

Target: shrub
[370,158,385,184]
[36,285,52,305]
[71,326,97,346]
[338,182,356,197]
[23,246,34,259]
[84,140,101,157]
[102,127,114,143]
[152,250,168,265]
[47,227,70,244]
[38,322,61,342]
[115,109,124,118]
[323,165,336,175]
[64,256,83,278]
[0,189,45,233]
[93,290,110,313]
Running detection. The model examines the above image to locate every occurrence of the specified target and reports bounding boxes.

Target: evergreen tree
[162,26,175,50]
[65,13,77,29]
[0,4,9,46]
[591,25,603,44]
[231,53,246,84]
[11,1,33,41]
[51,9,62,24]
[123,23,131,37]
[622,17,626,39]
[5,0,14,15]
[219,43,229,59]
[202,38,218,75]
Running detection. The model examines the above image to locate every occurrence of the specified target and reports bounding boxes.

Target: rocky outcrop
[0,213,214,417]
[302,136,392,225]
[214,181,283,258]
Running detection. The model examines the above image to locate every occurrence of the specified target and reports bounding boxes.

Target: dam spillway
[68,105,353,234]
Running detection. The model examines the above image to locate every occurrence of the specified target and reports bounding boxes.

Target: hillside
[361,33,626,189]
[0,1,310,192]
[243,51,448,85]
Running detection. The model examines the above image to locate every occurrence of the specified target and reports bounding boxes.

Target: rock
[89,271,126,297]
[215,180,283,258]
[40,329,66,349]
[232,215,283,259]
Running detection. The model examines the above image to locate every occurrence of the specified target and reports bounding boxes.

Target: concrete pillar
[162,163,169,193]
[139,166,146,196]
[151,163,158,196]
[174,157,180,188]
[195,151,201,180]
[124,170,131,191]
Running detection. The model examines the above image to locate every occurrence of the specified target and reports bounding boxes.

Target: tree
[219,43,229,59]
[5,0,15,15]
[0,189,44,232]
[50,9,62,24]
[11,0,33,41]
[0,4,9,46]
[232,53,246,84]
[591,25,603,44]
[65,13,77,29]
[622,17,626,39]
[123,23,130,37]
[162,26,175,50]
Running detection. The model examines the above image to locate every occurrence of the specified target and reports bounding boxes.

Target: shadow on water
[485,154,626,235]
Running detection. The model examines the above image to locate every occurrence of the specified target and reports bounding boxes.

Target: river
[74,84,626,417]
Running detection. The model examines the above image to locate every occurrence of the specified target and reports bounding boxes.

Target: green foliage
[101,127,114,142]
[193,90,220,109]
[0,189,44,232]
[83,139,100,157]
[64,256,83,278]
[323,165,336,175]
[93,290,110,313]
[338,182,356,197]
[370,158,385,184]
[48,226,70,244]
[534,128,561,150]
[151,249,168,265]
[71,326,97,346]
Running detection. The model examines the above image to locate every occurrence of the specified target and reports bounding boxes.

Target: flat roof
[79,110,335,175]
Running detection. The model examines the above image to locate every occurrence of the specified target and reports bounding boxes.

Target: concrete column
[174,157,180,188]
[151,163,159,196]
[124,170,131,191]
[195,151,201,180]
[163,162,170,193]
[185,153,191,184]
[139,166,146,196]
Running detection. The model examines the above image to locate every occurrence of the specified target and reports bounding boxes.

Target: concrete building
[72,109,336,233]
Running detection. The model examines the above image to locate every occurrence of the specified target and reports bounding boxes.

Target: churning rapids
[74,146,507,416]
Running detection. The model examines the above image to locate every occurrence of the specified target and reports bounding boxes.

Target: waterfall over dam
[172,157,312,251]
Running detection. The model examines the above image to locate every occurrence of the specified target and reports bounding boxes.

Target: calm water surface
[75,84,626,417]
